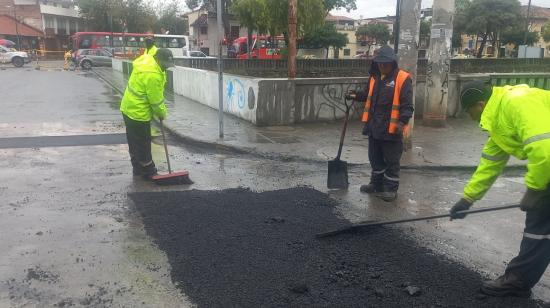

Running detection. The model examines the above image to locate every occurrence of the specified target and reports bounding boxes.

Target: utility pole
[523,0,532,45]
[396,0,421,148]
[288,0,297,79]
[423,0,455,127]
[217,0,224,138]
[393,0,401,51]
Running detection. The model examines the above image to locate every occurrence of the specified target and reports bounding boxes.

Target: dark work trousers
[122,114,156,175]
[368,137,403,192]
[504,207,550,290]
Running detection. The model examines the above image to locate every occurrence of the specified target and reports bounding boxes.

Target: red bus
[230,35,286,59]
[71,32,191,58]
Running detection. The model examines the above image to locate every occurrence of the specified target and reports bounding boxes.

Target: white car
[0,45,30,67]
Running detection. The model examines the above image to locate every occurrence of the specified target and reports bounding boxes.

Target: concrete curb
[94,69,527,171]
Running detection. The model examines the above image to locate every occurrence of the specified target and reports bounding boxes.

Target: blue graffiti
[226,78,246,110]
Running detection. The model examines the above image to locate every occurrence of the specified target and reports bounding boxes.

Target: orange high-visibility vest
[361,70,411,134]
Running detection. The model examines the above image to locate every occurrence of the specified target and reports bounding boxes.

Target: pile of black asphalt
[130,187,546,308]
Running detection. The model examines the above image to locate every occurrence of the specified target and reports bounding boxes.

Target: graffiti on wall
[226,78,247,112]
[294,82,364,122]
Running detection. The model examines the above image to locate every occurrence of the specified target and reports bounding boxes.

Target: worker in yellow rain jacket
[120,48,174,179]
[451,81,550,297]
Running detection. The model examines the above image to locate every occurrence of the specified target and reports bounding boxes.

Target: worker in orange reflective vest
[347,45,414,202]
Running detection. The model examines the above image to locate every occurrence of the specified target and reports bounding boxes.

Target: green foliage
[461,0,522,57]
[356,23,391,45]
[185,0,202,10]
[230,0,325,37]
[420,19,431,40]
[543,22,550,43]
[156,1,188,35]
[231,0,267,34]
[452,0,472,48]
[323,0,356,13]
[500,28,540,48]
[76,0,156,33]
[302,23,348,51]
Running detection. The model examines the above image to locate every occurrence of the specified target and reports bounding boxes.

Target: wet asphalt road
[1,68,549,306]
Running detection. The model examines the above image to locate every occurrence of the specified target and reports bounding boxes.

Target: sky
[331,0,550,19]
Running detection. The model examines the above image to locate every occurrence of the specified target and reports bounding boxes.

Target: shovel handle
[159,119,172,174]
[336,98,353,160]
[316,203,520,238]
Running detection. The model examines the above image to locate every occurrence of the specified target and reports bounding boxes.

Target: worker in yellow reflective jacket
[451,81,550,298]
[120,48,174,179]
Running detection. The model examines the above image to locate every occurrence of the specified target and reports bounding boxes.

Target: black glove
[520,188,550,212]
[396,122,405,135]
[345,90,357,100]
[450,198,473,220]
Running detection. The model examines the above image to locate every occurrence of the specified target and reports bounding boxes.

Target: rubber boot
[376,188,397,202]
[360,183,382,194]
[480,275,532,298]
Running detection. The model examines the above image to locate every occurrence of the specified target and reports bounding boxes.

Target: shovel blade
[327,159,349,189]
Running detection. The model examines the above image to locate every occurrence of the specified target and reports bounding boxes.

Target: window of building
[344,49,350,56]
[44,16,55,29]
[230,26,240,40]
[200,27,208,35]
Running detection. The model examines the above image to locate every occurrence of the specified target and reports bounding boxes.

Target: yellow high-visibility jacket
[464,85,550,201]
[120,54,167,122]
[145,45,158,56]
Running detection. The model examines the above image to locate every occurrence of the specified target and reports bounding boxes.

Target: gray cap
[154,48,175,69]
[460,81,493,110]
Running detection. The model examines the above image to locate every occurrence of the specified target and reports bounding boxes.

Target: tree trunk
[477,33,487,58]
[288,0,297,79]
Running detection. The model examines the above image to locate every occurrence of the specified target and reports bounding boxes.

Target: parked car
[76,49,113,69]
[181,50,215,58]
[0,45,30,67]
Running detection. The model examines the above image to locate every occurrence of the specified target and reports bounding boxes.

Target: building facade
[0,0,83,52]
[185,7,247,56]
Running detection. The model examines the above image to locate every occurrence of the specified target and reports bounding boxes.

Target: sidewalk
[94,67,524,168]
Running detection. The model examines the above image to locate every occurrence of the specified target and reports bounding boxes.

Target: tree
[355,23,391,55]
[452,0,472,50]
[185,0,202,10]
[461,0,522,58]
[420,19,431,41]
[543,21,550,43]
[156,1,188,35]
[323,0,356,14]
[301,23,348,58]
[231,0,267,57]
[501,25,540,56]
[76,0,156,33]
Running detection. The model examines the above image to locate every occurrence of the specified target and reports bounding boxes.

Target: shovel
[316,203,520,238]
[327,98,353,189]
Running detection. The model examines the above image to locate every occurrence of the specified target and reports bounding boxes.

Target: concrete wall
[293,78,367,123]
[112,58,123,73]
[171,66,367,126]
[172,66,259,123]
[117,60,550,126]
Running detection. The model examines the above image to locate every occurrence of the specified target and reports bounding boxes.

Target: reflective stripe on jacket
[120,54,167,122]
[464,85,550,201]
[361,69,412,135]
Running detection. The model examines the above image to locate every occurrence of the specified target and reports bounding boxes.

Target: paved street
[0,68,549,306]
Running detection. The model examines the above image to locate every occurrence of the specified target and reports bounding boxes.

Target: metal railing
[174,57,550,78]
